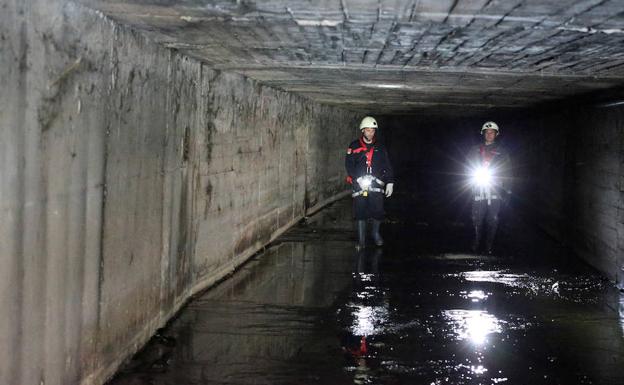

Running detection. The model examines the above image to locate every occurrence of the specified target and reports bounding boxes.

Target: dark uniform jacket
[345,137,394,189]
[468,142,512,197]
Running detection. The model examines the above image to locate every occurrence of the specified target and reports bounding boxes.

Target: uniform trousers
[353,192,385,220]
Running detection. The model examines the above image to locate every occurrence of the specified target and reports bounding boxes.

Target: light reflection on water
[443,310,504,346]
[350,304,390,336]
[457,270,607,304]
[470,364,488,374]
[462,270,528,286]
[460,289,489,302]
[106,197,624,385]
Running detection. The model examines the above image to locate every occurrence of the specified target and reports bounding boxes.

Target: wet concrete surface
[108,197,624,385]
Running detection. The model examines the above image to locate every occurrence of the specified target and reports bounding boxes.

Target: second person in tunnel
[345,116,394,249]
[468,121,512,254]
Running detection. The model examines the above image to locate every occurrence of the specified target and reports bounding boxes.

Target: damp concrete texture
[107,198,624,385]
[1,1,624,385]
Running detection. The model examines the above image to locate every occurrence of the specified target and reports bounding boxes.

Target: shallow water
[108,198,624,385]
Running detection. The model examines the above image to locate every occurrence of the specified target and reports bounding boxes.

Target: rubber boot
[371,220,384,247]
[356,220,367,250]
[471,225,481,253]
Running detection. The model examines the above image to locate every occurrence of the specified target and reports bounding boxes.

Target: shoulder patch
[347,148,352,154]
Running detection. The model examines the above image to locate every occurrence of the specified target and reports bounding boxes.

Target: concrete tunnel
[1,0,624,384]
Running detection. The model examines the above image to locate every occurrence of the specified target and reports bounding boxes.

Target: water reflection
[107,198,624,385]
[462,270,527,286]
[350,304,389,336]
[460,289,489,302]
[108,241,356,385]
[459,270,607,303]
[350,249,388,337]
[342,249,387,384]
[355,248,381,280]
[443,310,503,346]
[470,364,487,374]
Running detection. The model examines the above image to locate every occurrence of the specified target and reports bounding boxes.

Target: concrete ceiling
[82,0,624,115]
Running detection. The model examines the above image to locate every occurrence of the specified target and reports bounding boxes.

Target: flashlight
[359,175,373,190]
[472,166,492,187]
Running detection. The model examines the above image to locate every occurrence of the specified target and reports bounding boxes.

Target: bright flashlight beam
[472,167,492,187]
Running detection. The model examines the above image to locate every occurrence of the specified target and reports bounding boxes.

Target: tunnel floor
[108,196,624,385]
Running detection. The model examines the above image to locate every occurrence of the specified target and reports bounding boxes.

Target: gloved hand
[385,183,394,197]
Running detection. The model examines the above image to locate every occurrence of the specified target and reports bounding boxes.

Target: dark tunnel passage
[381,106,624,284]
[105,105,624,385]
[3,1,624,384]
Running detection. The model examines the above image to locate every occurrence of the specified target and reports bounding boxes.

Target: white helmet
[481,121,499,134]
[359,116,378,131]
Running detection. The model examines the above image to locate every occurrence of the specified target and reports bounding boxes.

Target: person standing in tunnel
[345,116,394,249]
[468,121,512,254]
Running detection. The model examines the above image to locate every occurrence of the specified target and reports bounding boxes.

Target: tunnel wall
[517,104,624,288]
[0,1,358,385]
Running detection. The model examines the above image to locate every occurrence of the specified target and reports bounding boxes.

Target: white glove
[385,183,394,197]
